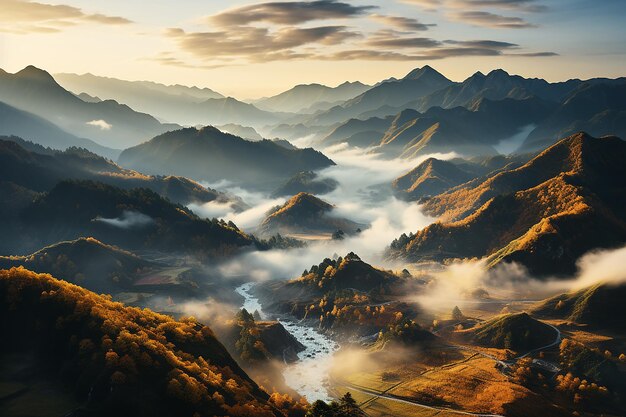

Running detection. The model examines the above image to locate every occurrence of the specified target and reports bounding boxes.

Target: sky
[0,0,624,98]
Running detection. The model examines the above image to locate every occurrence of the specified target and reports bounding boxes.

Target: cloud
[571,245,626,290]
[321,39,524,61]
[86,119,112,130]
[450,10,537,28]
[451,0,548,12]
[406,244,626,313]
[93,210,154,229]
[369,14,435,31]
[165,25,360,62]
[403,0,547,13]
[209,0,376,26]
[160,2,553,66]
[0,0,132,34]
[367,35,442,49]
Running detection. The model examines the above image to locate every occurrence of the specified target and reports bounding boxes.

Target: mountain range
[55,72,286,127]
[6,179,253,256]
[253,81,371,113]
[388,132,626,276]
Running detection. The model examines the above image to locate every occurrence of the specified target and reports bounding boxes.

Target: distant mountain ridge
[56,72,224,122]
[254,81,371,113]
[0,66,179,149]
[56,72,289,127]
[307,66,453,125]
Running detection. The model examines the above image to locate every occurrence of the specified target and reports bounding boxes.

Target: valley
[1,5,626,413]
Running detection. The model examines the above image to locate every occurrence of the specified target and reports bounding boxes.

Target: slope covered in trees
[11,180,252,257]
[392,158,476,200]
[0,137,236,207]
[256,253,419,339]
[388,133,626,275]
[0,267,286,417]
[118,127,334,189]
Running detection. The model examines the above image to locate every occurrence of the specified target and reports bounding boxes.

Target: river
[235,282,339,402]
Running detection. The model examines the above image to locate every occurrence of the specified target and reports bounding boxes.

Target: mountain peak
[486,68,511,79]
[16,65,56,83]
[403,65,448,82]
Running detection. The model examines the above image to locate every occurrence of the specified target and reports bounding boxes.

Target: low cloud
[206,146,457,283]
[408,244,626,313]
[86,119,112,130]
[93,210,154,229]
[1,0,132,34]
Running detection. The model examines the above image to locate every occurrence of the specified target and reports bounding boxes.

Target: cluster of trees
[389,232,415,250]
[253,233,307,250]
[0,267,286,417]
[558,339,621,392]
[301,289,408,332]
[306,393,365,417]
[375,318,434,348]
[509,338,624,413]
[234,309,271,363]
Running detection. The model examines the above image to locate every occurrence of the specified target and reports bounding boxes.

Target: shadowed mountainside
[118,127,335,189]
[531,283,626,330]
[0,136,240,207]
[0,237,154,294]
[0,267,284,417]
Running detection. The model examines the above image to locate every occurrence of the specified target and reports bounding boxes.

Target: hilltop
[272,171,338,198]
[0,238,153,294]
[0,267,284,417]
[392,158,476,200]
[461,312,557,351]
[118,127,334,189]
[258,192,361,237]
[388,133,626,275]
[531,283,626,330]
[256,253,419,339]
